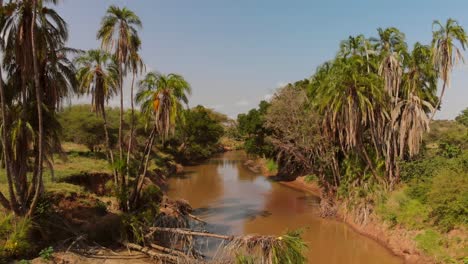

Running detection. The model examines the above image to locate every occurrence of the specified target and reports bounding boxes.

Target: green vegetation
[265,159,278,173]
[236,20,468,263]
[0,1,305,262]
[167,105,224,162]
[237,101,274,157]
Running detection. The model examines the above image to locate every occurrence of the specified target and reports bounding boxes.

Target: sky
[56,0,468,119]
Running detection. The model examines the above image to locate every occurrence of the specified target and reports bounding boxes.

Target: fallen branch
[124,242,178,263]
[147,227,233,240]
[189,213,206,223]
[149,243,189,258]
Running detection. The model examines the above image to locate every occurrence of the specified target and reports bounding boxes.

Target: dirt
[31,250,157,264]
[244,158,434,264]
[61,173,113,196]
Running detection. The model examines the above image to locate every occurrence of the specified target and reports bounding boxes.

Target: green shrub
[427,169,468,231]
[304,174,318,183]
[39,246,54,260]
[0,215,32,259]
[266,159,278,173]
[414,229,443,257]
[377,189,430,229]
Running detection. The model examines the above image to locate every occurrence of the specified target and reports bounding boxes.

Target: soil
[31,249,156,264]
[244,158,435,264]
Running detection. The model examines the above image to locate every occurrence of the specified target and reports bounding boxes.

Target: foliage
[414,230,444,258]
[265,159,278,173]
[58,105,119,151]
[304,175,318,183]
[377,189,430,229]
[39,246,54,261]
[237,101,274,157]
[426,169,468,231]
[0,0,77,215]
[168,105,224,162]
[456,107,468,127]
[0,215,32,259]
[271,230,308,264]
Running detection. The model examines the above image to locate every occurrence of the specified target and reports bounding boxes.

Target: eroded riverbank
[244,157,433,264]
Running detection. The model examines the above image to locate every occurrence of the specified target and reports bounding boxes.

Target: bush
[377,189,430,229]
[414,229,443,257]
[304,174,318,183]
[0,214,32,259]
[39,246,54,260]
[266,159,278,173]
[426,169,468,231]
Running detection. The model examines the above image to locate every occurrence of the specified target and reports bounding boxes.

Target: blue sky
[57,0,468,119]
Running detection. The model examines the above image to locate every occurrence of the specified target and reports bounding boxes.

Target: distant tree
[98,5,143,189]
[237,100,274,157]
[455,107,468,127]
[172,105,224,161]
[75,49,119,182]
[133,72,191,206]
[431,19,467,119]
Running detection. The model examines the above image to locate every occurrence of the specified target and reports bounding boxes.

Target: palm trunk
[430,81,446,121]
[125,71,136,182]
[132,125,156,207]
[28,0,44,216]
[102,108,118,185]
[118,63,125,188]
[0,48,18,213]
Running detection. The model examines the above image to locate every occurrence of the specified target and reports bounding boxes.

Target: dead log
[124,242,178,263]
[147,227,234,240]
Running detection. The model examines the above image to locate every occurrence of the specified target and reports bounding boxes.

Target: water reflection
[167,151,402,264]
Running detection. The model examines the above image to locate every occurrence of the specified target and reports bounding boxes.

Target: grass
[0,143,111,195]
[265,159,278,173]
[304,174,318,183]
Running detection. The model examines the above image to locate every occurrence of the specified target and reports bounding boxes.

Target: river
[167,151,402,264]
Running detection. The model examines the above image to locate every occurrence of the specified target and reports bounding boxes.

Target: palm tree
[431,18,467,119]
[75,49,119,183]
[0,0,74,215]
[132,72,191,206]
[125,35,144,181]
[374,27,407,103]
[97,5,142,187]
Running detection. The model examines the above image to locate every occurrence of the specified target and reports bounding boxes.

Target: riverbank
[243,157,433,264]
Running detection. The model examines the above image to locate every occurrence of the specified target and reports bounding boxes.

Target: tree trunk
[430,81,446,120]
[132,125,156,207]
[102,108,118,185]
[147,227,232,241]
[0,53,17,212]
[28,0,44,217]
[126,71,136,183]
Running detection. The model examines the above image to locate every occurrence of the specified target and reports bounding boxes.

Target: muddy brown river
[168,151,402,264]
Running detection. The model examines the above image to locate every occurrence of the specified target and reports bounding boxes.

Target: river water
[167,151,402,264]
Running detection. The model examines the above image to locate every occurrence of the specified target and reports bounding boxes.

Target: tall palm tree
[0,0,17,212]
[97,5,142,187]
[132,72,191,206]
[431,18,467,119]
[75,49,119,183]
[125,35,144,180]
[374,27,407,103]
[0,0,73,215]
